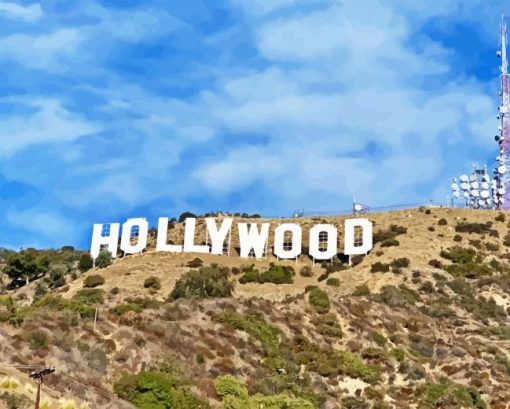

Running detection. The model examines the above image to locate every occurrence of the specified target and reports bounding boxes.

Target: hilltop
[0,207,509,408]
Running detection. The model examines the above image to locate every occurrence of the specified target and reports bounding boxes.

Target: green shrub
[390,258,410,269]
[84,274,105,288]
[381,238,399,247]
[371,262,390,273]
[47,268,66,288]
[440,247,476,264]
[372,332,387,346]
[238,264,260,284]
[74,288,105,304]
[110,303,143,316]
[143,276,161,290]
[78,253,94,273]
[496,213,506,222]
[114,371,208,408]
[373,225,407,244]
[239,263,294,285]
[352,284,370,297]
[95,251,112,268]
[168,266,233,301]
[29,331,49,350]
[438,218,447,226]
[389,348,405,362]
[214,310,281,353]
[187,257,203,268]
[455,222,498,237]
[214,375,248,399]
[453,234,463,242]
[425,209,431,214]
[259,263,294,284]
[419,378,486,409]
[311,313,343,338]
[326,277,340,287]
[308,288,330,313]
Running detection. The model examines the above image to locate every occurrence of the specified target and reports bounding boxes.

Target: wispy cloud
[0,1,43,22]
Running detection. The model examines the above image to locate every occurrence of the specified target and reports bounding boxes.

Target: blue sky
[0,0,506,250]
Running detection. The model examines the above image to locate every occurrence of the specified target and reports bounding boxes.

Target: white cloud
[0,28,83,71]
[0,1,43,22]
[0,98,99,156]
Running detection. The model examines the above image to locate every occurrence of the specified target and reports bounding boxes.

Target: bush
[308,288,330,313]
[352,284,370,297]
[373,225,407,244]
[453,234,463,242]
[95,251,112,269]
[372,332,387,346]
[425,209,431,214]
[440,247,476,264]
[238,264,260,284]
[47,268,66,288]
[178,212,197,223]
[390,258,410,269]
[214,375,248,399]
[455,222,498,237]
[168,266,233,301]
[144,276,161,290]
[428,259,443,269]
[381,239,399,247]
[187,257,203,268]
[239,263,294,285]
[299,266,313,277]
[78,253,94,273]
[326,277,340,287]
[114,371,207,408]
[84,274,105,288]
[259,264,294,284]
[496,213,506,222]
[371,262,390,273]
[29,331,49,350]
[311,313,343,338]
[438,218,447,226]
[110,303,143,316]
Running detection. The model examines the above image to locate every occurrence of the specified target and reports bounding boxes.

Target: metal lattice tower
[495,14,510,209]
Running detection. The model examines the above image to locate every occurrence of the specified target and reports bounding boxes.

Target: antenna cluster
[450,15,510,210]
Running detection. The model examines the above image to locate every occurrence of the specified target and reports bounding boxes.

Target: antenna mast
[495,14,510,209]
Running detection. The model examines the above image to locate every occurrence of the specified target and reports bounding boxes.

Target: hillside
[0,207,509,408]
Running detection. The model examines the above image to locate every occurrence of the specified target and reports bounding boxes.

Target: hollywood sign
[90,217,373,261]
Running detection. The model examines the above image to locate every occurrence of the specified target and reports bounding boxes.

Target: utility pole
[29,367,55,409]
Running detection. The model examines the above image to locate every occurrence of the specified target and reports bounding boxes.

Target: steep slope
[1,207,509,408]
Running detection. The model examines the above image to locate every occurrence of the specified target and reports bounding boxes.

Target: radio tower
[495,14,510,210]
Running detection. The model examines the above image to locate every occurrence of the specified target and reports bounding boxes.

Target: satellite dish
[453,191,461,198]
[481,182,490,189]
[486,198,492,205]
[498,165,507,174]
[460,182,470,190]
[499,187,506,195]
[451,183,459,190]
[471,190,480,197]
[354,204,363,211]
[483,174,490,182]
[470,174,477,181]
[464,191,470,198]
[494,196,499,203]
[481,190,490,198]
[471,181,479,189]
[501,197,506,204]
[460,174,469,182]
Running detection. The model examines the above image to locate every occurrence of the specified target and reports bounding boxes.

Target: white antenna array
[450,165,496,209]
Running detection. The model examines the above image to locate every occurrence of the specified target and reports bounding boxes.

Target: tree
[95,251,112,269]
[3,250,49,286]
[78,253,94,273]
[179,212,197,223]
